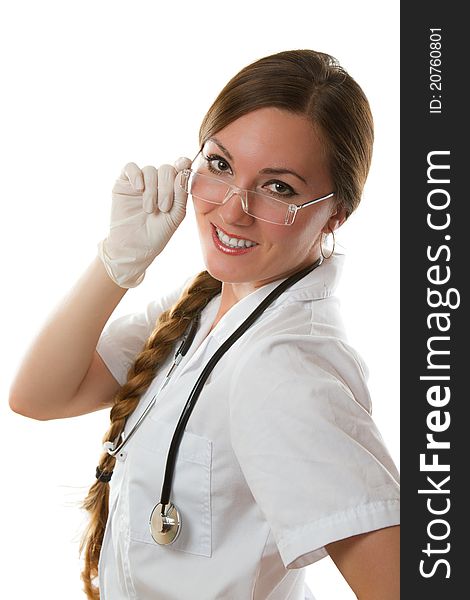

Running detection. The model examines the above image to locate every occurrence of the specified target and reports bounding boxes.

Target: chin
[203,259,253,284]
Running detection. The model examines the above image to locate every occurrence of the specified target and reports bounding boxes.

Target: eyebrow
[206,137,308,185]
[259,167,307,185]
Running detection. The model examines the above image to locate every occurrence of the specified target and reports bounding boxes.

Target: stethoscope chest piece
[149,502,181,545]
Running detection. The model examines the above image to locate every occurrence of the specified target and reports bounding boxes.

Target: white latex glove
[98,157,192,288]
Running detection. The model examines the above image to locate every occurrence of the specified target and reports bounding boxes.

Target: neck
[209,254,322,332]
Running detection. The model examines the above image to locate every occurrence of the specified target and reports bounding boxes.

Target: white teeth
[215,226,256,249]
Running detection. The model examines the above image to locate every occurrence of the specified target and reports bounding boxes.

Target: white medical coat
[96,253,400,599]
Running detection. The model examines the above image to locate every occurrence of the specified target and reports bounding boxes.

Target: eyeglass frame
[180,150,335,226]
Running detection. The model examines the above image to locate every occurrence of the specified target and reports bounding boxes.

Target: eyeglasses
[179,169,335,226]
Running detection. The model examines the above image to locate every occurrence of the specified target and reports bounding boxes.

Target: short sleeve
[96,277,191,386]
[228,334,400,570]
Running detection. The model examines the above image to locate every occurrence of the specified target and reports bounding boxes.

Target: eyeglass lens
[185,171,294,225]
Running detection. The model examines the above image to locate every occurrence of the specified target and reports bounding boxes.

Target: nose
[218,189,255,227]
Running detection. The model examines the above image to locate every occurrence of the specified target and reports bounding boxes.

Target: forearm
[326,525,400,599]
[9,256,127,419]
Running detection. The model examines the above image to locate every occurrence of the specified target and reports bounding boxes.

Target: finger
[173,156,192,172]
[120,162,144,191]
[157,164,177,213]
[141,165,158,214]
[172,170,189,213]
[170,157,192,215]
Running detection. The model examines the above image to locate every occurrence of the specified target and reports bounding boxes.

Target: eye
[204,154,232,176]
[263,180,297,198]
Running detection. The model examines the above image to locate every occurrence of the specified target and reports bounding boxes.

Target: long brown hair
[80,49,374,598]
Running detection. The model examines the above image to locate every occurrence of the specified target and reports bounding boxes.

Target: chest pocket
[125,412,213,558]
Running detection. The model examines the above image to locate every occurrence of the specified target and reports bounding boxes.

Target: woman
[9,49,400,599]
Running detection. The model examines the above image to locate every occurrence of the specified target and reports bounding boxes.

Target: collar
[204,252,345,343]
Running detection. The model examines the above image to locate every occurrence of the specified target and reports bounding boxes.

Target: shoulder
[229,323,371,415]
[96,274,194,385]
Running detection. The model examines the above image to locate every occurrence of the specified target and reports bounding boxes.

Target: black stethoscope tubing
[159,256,323,508]
[102,257,323,543]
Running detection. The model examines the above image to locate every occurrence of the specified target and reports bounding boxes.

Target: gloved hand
[98,157,192,288]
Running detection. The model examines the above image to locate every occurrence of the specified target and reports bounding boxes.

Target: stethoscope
[101,257,323,545]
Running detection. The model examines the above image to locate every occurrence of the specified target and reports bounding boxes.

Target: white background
[0,1,399,598]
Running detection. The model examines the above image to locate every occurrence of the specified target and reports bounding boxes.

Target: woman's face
[192,106,344,289]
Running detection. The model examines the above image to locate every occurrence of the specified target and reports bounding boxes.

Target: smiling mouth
[211,223,259,248]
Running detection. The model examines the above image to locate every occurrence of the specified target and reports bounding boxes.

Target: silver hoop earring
[320,229,335,260]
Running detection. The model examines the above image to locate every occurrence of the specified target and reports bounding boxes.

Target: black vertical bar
[401,2,465,597]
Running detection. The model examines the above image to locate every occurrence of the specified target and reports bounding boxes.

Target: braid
[79,269,222,599]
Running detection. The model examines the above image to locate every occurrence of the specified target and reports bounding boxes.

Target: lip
[210,223,258,256]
